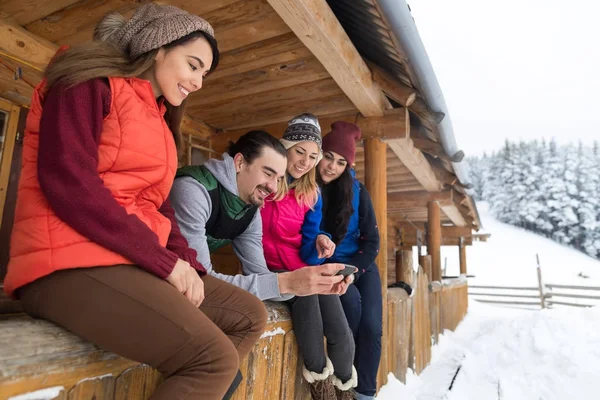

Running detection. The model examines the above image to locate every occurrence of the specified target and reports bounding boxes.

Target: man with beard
[170,130,349,302]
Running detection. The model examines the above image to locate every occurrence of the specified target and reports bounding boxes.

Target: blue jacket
[320,171,380,275]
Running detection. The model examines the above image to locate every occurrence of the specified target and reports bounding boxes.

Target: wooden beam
[386,139,442,192]
[189,56,330,108]
[0,0,81,26]
[211,32,312,81]
[206,0,291,53]
[430,160,458,187]
[356,108,409,140]
[189,78,356,130]
[266,0,389,117]
[0,19,57,72]
[388,190,453,209]
[25,0,152,46]
[0,65,34,106]
[440,203,467,227]
[24,0,233,45]
[410,97,445,126]
[427,201,442,281]
[368,61,417,107]
[364,138,388,386]
[441,226,472,238]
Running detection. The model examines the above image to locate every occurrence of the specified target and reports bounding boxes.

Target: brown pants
[18,265,268,399]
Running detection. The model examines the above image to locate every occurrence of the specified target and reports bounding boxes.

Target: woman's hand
[316,234,336,259]
[166,259,205,307]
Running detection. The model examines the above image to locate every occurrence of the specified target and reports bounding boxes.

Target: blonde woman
[261,114,357,400]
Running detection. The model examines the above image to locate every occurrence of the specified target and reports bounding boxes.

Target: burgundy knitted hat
[322,121,361,166]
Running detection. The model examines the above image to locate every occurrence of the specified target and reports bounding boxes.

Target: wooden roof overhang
[0,0,481,244]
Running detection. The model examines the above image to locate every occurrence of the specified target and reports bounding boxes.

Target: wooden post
[397,249,413,285]
[536,254,546,309]
[427,201,442,282]
[459,237,467,275]
[364,138,388,387]
[420,255,432,283]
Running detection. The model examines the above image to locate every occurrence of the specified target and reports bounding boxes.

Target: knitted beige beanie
[95,3,215,59]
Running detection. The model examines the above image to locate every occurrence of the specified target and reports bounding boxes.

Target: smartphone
[336,265,357,277]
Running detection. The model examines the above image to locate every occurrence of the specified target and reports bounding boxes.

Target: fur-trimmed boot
[332,366,358,400]
[303,358,337,400]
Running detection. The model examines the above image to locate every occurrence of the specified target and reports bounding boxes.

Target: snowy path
[377,303,600,400]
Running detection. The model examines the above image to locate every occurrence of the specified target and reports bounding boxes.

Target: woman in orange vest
[4,4,266,399]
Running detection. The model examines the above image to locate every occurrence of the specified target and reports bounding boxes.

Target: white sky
[408,0,600,156]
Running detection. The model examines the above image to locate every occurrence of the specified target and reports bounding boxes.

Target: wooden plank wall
[0,304,313,400]
[0,283,469,399]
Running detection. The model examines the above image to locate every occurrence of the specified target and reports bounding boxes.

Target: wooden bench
[0,300,311,400]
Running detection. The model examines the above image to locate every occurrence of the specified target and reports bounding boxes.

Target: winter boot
[332,366,358,400]
[303,358,337,400]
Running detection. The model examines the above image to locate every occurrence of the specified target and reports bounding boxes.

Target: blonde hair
[273,144,320,209]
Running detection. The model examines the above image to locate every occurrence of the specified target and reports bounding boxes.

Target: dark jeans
[339,263,382,396]
[287,294,355,382]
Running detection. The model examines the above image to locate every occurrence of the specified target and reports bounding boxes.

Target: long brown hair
[44,16,219,152]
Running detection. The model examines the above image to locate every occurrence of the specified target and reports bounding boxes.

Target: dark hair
[227,130,287,164]
[163,31,220,73]
[318,167,354,244]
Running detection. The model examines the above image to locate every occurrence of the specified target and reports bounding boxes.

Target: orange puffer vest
[3,77,178,297]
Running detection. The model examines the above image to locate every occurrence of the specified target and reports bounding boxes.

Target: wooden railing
[1,276,470,399]
[385,267,468,380]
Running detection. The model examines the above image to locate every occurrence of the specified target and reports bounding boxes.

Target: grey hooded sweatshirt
[170,153,292,301]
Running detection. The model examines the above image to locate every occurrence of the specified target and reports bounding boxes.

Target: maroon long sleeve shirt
[36,78,205,278]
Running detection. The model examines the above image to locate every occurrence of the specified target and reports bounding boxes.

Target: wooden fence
[469,284,600,309]
[469,254,600,310]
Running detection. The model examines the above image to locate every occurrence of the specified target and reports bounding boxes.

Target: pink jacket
[261,190,311,271]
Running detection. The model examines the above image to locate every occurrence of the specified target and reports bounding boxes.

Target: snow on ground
[375,202,600,399]
[441,202,600,286]
[376,302,600,400]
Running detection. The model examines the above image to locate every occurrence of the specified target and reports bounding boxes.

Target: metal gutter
[376,0,475,196]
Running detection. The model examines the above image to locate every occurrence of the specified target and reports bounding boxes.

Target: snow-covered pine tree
[468,139,599,260]
[579,142,600,257]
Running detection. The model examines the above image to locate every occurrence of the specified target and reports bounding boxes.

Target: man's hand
[316,234,336,259]
[277,263,346,296]
[166,259,205,307]
[330,273,355,295]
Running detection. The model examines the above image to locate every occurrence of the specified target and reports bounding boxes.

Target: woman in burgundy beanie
[318,121,382,400]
